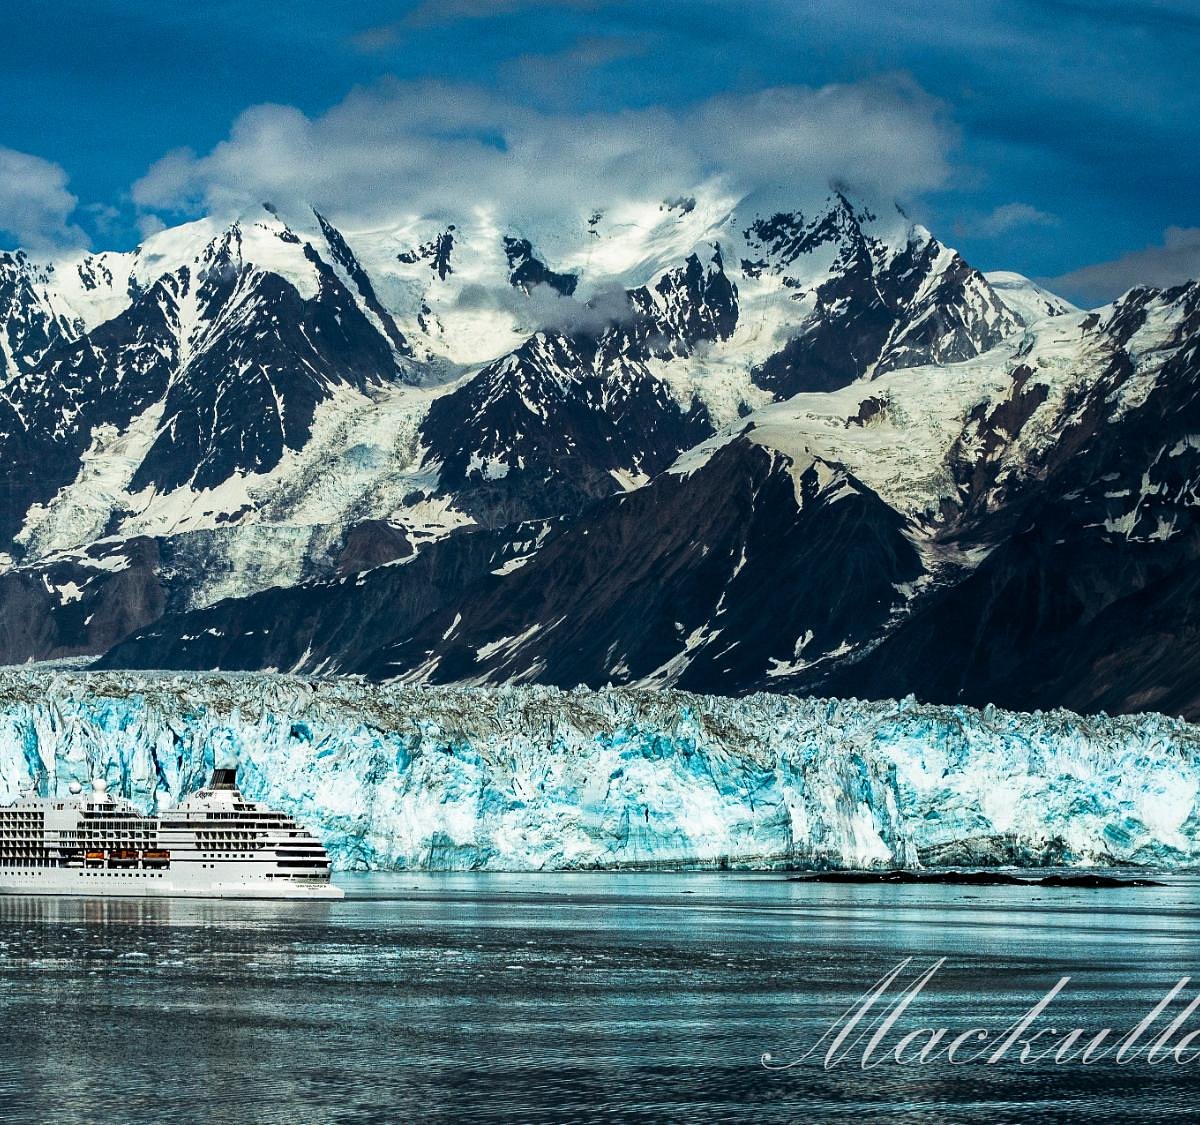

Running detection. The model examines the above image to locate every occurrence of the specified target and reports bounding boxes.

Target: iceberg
[0,670,1197,871]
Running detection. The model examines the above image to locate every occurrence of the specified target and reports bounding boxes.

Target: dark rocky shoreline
[788,870,1165,888]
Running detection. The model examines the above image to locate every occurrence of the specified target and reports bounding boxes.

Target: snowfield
[0,671,1197,871]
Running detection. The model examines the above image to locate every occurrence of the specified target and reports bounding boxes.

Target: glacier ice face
[0,670,1198,871]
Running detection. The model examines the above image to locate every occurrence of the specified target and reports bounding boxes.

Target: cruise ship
[0,768,343,899]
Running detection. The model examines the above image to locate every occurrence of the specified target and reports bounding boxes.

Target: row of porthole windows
[3,870,167,878]
[80,871,165,878]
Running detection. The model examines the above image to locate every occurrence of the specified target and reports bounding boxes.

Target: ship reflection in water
[0,892,337,927]
[2,872,1200,1123]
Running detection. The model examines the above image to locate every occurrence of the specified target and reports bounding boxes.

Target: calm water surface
[1,872,1199,1123]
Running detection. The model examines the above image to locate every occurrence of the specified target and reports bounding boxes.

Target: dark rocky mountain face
[98,437,925,691]
[97,520,552,676]
[815,283,1200,716]
[419,331,715,526]
[0,218,412,554]
[0,537,166,663]
[314,211,413,360]
[0,272,183,546]
[417,246,736,526]
[503,237,578,297]
[128,229,404,494]
[746,196,1017,397]
[604,247,740,363]
[359,438,925,690]
[0,253,77,378]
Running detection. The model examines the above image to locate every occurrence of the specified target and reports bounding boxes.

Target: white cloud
[0,146,87,251]
[135,212,168,239]
[1049,226,1200,304]
[974,202,1059,238]
[131,76,954,233]
[454,277,635,335]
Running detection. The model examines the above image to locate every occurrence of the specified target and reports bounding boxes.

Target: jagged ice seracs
[0,672,1197,871]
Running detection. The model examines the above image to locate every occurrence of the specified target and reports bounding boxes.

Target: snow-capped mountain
[0,191,1010,584]
[0,252,78,378]
[3,184,1195,718]
[984,270,1078,325]
[742,196,1020,396]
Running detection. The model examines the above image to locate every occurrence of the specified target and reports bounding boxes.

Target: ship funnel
[208,767,239,790]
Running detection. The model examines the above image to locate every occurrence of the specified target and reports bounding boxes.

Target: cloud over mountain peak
[131,76,953,235]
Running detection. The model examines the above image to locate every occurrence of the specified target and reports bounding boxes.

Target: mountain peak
[984,271,1078,324]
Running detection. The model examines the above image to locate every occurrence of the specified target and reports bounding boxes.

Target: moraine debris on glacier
[0,670,1198,872]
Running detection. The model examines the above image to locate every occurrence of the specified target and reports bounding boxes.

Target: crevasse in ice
[0,671,1196,870]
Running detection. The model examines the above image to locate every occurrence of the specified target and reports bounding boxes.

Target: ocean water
[1,873,1198,1123]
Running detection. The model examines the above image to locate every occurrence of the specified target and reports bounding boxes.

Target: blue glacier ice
[0,670,1198,870]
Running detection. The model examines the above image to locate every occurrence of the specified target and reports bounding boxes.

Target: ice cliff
[0,671,1198,871]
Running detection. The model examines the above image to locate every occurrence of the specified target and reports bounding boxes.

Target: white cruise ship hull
[0,865,344,899]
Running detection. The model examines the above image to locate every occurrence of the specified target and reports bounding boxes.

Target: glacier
[0,670,1198,871]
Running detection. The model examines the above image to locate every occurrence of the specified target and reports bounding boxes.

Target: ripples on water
[1,873,1199,1123]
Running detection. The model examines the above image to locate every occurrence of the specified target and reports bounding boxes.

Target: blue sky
[0,0,1196,302]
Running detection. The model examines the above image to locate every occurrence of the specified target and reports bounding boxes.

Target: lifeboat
[141,850,170,868]
[84,850,105,868]
[108,849,140,868]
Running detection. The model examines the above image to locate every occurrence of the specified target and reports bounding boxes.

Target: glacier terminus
[0,671,1197,873]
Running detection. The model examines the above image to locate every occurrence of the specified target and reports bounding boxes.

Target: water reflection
[0,892,339,925]
[0,894,178,927]
[0,873,1197,1123]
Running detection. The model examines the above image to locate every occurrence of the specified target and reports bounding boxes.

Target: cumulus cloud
[131,76,954,234]
[0,146,87,251]
[1049,226,1200,304]
[974,201,1059,238]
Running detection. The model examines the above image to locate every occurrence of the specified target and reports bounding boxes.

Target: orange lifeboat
[84,850,105,868]
[141,850,170,868]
